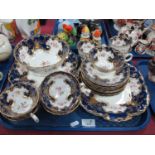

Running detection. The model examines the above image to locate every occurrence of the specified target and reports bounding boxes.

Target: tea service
[0,32,150,123]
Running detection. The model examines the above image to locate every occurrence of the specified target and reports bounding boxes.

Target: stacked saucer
[80,46,130,95]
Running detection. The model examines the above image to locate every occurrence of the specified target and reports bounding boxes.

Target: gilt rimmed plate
[8,52,80,88]
[88,46,125,72]
[80,64,150,122]
[40,71,80,115]
[81,60,130,88]
[14,34,69,75]
[0,82,39,120]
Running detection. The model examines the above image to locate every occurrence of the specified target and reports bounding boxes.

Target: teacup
[0,82,40,123]
[0,34,12,62]
[77,40,96,60]
[88,46,125,72]
[110,35,133,62]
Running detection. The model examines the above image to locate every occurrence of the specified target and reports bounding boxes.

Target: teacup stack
[80,45,130,95]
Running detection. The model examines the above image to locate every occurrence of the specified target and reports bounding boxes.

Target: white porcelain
[110,35,133,62]
[93,48,115,71]
[14,35,69,76]
[77,40,95,59]
[0,82,39,123]
[118,25,145,47]
[41,72,80,115]
[48,77,72,110]
[9,52,80,88]
[0,34,12,61]
[80,75,142,114]
[89,46,125,72]
[135,26,155,56]
[82,61,127,86]
[19,39,62,68]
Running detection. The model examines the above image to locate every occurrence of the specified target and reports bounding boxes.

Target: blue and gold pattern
[0,82,39,120]
[40,71,81,115]
[80,64,150,122]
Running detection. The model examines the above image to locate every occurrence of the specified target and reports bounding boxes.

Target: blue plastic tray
[0,22,151,131]
[0,106,151,131]
[136,60,155,113]
[0,53,151,132]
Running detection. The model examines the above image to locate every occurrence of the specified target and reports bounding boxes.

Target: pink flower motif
[56,87,64,96]
[41,61,50,66]
[51,42,58,48]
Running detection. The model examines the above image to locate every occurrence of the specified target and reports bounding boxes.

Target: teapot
[0,34,12,62]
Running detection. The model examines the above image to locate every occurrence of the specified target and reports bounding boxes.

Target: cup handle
[125,53,133,62]
[30,113,39,123]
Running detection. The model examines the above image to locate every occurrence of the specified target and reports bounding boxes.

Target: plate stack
[80,46,150,122]
[80,46,130,95]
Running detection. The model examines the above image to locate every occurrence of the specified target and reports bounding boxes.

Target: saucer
[14,34,69,75]
[80,71,128,95]
[80,64,150,122]
[40,71,80,115]
[9,52,81,88]
[0,82,39,120]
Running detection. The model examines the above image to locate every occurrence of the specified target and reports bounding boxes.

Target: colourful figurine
[80,25,90,41]
[63,23,73,33]
[57,32,69,42]
[92,28,102,45]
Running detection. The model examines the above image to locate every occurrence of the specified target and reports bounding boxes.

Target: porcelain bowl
[14,34,70,76]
